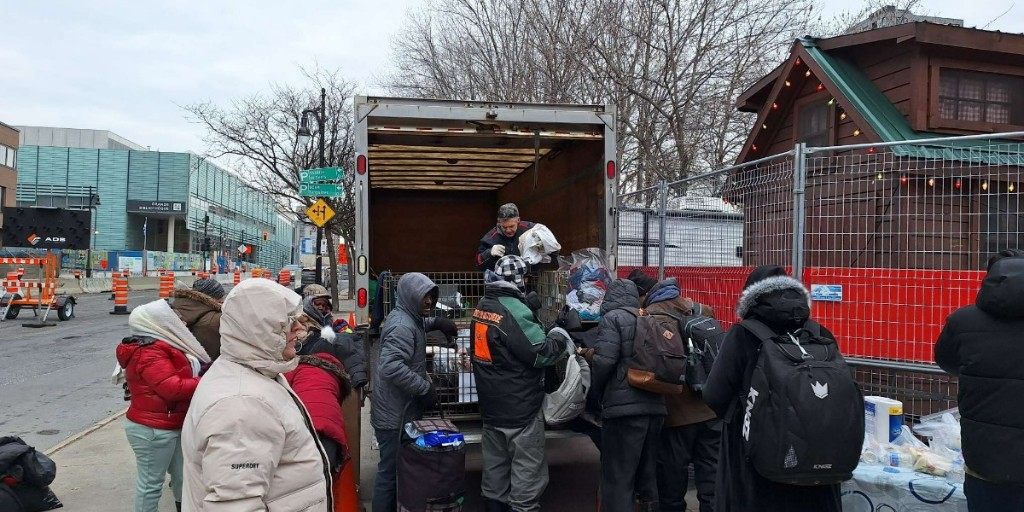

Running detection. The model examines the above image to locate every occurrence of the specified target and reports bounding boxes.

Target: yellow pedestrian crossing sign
[306,198,336,228]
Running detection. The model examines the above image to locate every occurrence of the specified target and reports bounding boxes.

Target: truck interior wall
[497,140,604,256]
[369,189,496,272]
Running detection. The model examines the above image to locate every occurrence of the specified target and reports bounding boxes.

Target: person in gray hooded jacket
[370,272,456,512]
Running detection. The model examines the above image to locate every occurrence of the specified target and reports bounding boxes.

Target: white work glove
[490,245,506,257]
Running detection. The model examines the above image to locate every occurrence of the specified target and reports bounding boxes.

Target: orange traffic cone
[348,312,356,328]
[333,462,360,512]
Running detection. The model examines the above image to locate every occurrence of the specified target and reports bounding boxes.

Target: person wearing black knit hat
[192,278,226,300]
[626,269,658,299]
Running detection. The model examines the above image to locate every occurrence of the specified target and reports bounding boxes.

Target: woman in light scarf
[115,299,210,512]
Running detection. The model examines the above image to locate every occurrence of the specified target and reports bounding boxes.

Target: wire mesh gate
[377,270,568,420]
[616,131,1024,418]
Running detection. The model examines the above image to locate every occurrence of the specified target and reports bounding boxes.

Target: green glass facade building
[14,141,296,270]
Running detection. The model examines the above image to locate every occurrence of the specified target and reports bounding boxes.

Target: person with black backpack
[703,265,863,512]
[630,271,722,512]
[590,278,667,512]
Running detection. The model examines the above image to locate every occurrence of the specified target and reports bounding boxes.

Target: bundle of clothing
[0,437,62,512]
[561,248,612,321]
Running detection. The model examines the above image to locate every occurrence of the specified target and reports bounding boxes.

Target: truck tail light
[358,288,368,308]
[606,160,616,179]
[357,155,367,175]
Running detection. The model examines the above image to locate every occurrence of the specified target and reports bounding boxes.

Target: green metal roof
[800,38,1024,165]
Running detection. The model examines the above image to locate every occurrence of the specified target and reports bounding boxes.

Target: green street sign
[300,167,344,183]
[299,183,344,197]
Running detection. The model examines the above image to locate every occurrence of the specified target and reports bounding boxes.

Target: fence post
[792,143,808,279]
[657,180,668,280]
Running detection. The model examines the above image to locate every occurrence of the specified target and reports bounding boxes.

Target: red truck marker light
[358,288,367,308]
[357,155,367,175]
[606,161,616,179]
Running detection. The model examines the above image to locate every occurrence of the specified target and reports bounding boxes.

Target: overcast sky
[1,0,1021,157]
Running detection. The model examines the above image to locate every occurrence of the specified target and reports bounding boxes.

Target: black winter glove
[525,291,543,314]
[431,317,459,347]
[418,384,438,410]
[556,306,583,332]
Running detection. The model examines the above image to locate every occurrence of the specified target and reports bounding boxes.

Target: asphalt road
[0,290,158,451]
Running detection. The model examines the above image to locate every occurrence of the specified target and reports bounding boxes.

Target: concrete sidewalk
[45,406,375,511]
[46,400,696,511]
[46,409,179,512]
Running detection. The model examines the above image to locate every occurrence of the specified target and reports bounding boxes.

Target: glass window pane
[987,104,1010,124]
[939,76,957,97]
[988,80,1011,102]
[940,98,957,119]
[959,101,984,122]
[959,79,984,100]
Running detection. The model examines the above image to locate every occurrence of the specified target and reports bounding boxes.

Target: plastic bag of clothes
[0,436,62,512]
[518,224,561,265]
[559,248,611,321]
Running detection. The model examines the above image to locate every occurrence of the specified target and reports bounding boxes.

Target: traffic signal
[202,237,211,252]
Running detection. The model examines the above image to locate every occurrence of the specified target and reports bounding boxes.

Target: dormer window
[939,70,1024,125]
[797,99,832,147]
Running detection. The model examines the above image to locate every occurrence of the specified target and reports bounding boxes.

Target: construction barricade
[1,254,76,324]
[110,272,130,315]
[159,271,174,300]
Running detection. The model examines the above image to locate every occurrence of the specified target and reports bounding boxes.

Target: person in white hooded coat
[180,278,332,512]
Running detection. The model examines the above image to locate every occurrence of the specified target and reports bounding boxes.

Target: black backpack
[681,307,725,393]
[620,307,686,395]
[738,318,864,486]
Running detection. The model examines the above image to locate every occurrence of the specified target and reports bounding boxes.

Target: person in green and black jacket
[471,255,571,512]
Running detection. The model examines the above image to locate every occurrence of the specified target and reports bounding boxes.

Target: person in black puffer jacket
[590,279,666,512]
[936,249,1024,511]
[703,265,841,512]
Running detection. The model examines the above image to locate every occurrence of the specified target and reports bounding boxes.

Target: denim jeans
[372,428,401,512]
[124,419,183,512]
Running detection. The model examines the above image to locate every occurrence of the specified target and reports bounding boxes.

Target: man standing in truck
[476,203,537,271]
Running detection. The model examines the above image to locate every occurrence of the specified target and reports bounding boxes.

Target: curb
[44,408,128,457]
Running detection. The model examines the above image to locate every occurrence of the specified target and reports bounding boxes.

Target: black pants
[656,419,721,512]
[965,474,1024,512]
[601,415,663,512]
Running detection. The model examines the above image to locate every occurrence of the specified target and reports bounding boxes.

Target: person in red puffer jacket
[285,295,353,478]
[116,299,211,512]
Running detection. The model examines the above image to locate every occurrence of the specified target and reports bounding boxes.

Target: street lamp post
[297,87,327,285]
[203,214,210,272]
[86,186,101,278]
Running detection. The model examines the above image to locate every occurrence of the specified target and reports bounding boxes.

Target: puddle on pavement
[36,429,60,436]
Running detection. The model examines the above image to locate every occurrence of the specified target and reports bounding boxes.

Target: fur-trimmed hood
[171,288,223,312]
[735,275,811,319]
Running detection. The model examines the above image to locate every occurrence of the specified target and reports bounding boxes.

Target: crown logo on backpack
[811,381,829,399]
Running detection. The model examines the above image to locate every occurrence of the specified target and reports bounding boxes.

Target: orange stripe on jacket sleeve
[473,323,492,362]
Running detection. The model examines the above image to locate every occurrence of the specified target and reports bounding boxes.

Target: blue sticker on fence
[811,284,843,302]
